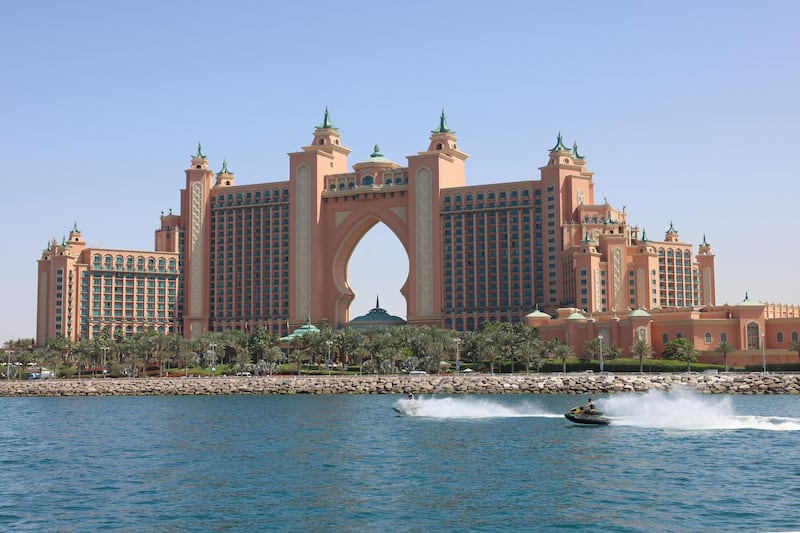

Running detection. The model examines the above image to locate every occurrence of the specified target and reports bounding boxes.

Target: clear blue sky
[2,1,799,343]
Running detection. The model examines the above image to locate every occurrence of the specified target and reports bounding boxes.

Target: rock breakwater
[0,372,798,396]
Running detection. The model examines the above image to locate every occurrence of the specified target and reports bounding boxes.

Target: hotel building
[35,110,800,361]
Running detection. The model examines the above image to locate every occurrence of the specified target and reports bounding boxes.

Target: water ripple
[0,393,798,531]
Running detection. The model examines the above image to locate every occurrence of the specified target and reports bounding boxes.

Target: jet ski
[565,406,611,425]
[393,398,421,416]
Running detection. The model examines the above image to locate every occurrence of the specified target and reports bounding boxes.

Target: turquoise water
[1,391,798,532]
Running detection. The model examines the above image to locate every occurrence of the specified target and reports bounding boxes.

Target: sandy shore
[0,372,798,396]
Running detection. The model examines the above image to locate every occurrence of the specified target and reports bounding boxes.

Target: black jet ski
[565,406,611,425]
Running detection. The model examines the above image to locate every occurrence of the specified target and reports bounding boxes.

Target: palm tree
[234,345,252,374]
[514,324,541,374]
[352,345,370,374]
[713,341,735,372]
[334,327,362,367]
[288,336,309,374]
[263,346,284,376]
[606,344,621,360]
[583,337,600,363]
[73,338,94,379]
[552,341,574,373]
[477,322,507,373]
[178,350,199,377]
[42,347,62,379]
[630,339,653,373]
[250,327,279,370]
[45,335,73,376]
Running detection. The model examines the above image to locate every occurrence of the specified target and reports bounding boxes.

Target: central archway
[330,211,410,327]
[347,222,408,322]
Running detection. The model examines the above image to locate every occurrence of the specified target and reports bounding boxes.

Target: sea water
[0,390,798,532]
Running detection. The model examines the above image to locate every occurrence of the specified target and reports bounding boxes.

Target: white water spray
[392,396,561,419]
[603,388,800,431]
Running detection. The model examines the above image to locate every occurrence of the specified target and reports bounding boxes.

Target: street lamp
[598,334,604,374]
[326,340,333,376]
[209,343,217,377]
[761,332,766,373]
[101,346,109,378]
[454,338,462,372]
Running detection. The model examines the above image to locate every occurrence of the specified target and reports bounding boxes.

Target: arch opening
[346,222,408,324]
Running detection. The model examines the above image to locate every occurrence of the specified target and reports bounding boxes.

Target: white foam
[391,396,561,419]
[603,389,800,431]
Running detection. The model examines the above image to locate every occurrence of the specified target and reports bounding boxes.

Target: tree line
[3,322,662,379]
[7,324,794,379]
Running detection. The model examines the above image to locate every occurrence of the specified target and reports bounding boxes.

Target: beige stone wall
[1,373,798,397]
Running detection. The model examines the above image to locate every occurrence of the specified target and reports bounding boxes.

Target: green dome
[348,297,406,329]
[525,309,551,320]
[280,318,320,342]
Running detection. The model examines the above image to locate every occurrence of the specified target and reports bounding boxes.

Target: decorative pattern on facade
[295,166,311,319]
[190,182,203,316]
[613,248,623,312]
[415,168,433,315]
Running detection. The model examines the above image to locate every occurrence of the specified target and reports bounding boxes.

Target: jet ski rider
[581,398,596,414]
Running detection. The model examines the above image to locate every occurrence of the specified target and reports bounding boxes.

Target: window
[777,332,784,343]
[746,322,760,350]
[704,332,712,344]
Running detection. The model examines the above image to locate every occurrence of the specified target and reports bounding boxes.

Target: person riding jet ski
[581,398,596,414]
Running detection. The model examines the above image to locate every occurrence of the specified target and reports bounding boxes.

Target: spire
[572,142,584,159]
[667,221,677,234]
[316,107,337,130]
[194,143,206,159]
[220,159,232,174]
[371,145,383,158]
[550,131,568,151]
[640,229,649,242]
[72,221,80,233]
[376,295,380,309]
[431,109,453,134]
[702,234,709,246]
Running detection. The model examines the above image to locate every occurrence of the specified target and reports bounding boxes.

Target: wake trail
[392,396,561,419]
[603,390,800,431]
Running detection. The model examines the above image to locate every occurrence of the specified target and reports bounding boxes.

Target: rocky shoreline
[0,372,799,396]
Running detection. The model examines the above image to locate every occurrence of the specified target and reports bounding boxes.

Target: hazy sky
[3,1,799,343]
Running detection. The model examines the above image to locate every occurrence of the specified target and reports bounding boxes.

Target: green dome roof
[360,145,393,165]
[525,309,551,320]
[348,297,406,329]
[280,318,320,342]
[566,311,586,320]
[736,293,765,307]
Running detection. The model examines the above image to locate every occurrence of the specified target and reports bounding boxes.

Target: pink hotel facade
[36,111,800,363]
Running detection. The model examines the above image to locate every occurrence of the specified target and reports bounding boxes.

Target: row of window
[443,189,531,203]
[211,189,290,207]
